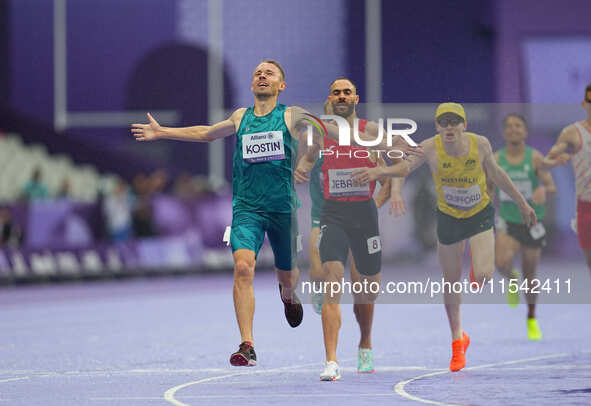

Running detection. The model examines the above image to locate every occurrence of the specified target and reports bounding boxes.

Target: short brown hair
[260,60,285,81]
[329,77,357,92]
[585,83,591,99]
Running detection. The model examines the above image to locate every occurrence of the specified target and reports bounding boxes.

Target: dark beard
[332,102,355,118]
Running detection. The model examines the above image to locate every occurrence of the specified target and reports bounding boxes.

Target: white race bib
[500,180,533,202]
[222,226,231,246]
[316,225,327,249]
[328,168,370,197]
[495,217,508,233]
[367,236,382,254]
[443,184,482,210]
[242,131,285,163]
[529,222,546,240]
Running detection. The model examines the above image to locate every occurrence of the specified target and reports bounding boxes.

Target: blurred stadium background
[0,0,590,283]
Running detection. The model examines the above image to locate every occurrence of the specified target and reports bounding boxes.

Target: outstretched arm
[288,107,324,183]
[531,149,556,206]
[350,138,432,184]
[540,126,577,169]
[131,109,245,142]
[288,106,331,151]
[481,137,536,226]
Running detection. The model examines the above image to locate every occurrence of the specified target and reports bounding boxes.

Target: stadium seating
[0,133,118,202]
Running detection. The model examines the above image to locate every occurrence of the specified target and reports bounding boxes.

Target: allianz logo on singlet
[333,169,353,177]
[249,133,275,141]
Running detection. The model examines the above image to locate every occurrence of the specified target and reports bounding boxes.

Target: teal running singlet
[233,103,300,213]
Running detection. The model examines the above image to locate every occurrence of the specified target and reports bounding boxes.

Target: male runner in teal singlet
[132,60,320,367]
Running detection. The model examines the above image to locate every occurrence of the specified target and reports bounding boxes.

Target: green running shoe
[357,348,375,373]
[527,318,542,341]
[312,291,323,315]
[507,269,519,307]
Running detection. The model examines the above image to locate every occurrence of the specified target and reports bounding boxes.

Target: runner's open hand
[294,157,314,183]
[389,192,406,216]
[131,113,163,141]
[351,167,382,185]
[519,202,537,227]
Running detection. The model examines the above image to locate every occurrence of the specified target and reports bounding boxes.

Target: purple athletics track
[1,261,590,405]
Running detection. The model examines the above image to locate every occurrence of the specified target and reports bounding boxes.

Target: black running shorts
[318,199,381,276]
[496,217,546,249]
[436,204,494,245]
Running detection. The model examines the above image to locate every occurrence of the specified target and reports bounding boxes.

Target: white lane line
[464,352,569,371]
[0,368,239,380]
[164,371,247,406]
[0,377,29,384]
[0,365,438,382]
[394,370,458,406]
[393,352,570,406]
[163,358,356,406]
[90,397,169,401]
[93,366,440,402]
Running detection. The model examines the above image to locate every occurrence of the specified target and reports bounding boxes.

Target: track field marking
[163,358,360,406]
[0,377,30,384]
[394,352,571,406]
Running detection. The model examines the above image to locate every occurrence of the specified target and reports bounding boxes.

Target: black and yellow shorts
[436,204,494,245]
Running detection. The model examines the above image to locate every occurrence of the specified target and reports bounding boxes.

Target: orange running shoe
[450,331,470,372]
[462,331,470,354]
